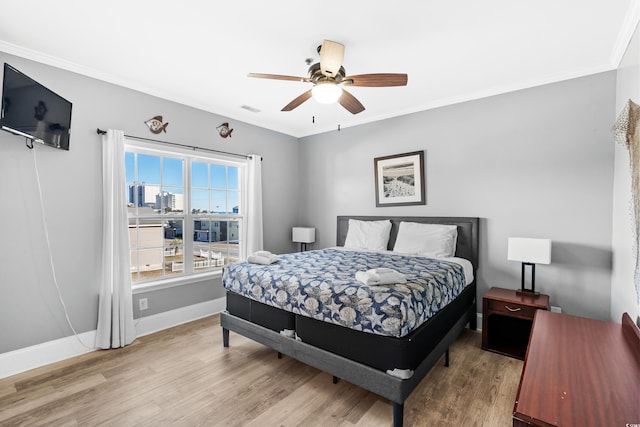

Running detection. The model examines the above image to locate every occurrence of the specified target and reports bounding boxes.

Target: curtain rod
[95,128,255,160]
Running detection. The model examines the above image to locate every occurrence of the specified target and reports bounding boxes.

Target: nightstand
[482,287,549,360]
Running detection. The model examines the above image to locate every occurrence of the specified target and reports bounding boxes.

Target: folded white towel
[376,270,407,284]
[369,267,395,274]
[254,250,273,257]
[355,268,406,285]
[355,270,378,285]
[247,255,275,265]
[248,252,279,265]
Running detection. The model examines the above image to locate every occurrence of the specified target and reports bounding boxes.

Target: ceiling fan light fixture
[312,81,343,104]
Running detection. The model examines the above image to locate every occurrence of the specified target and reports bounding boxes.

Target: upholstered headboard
[336,216,479,271]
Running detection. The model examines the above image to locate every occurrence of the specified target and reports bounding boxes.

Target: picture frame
[374,150,425,207]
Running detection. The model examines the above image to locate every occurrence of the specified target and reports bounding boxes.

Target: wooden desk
[513,310,640,426]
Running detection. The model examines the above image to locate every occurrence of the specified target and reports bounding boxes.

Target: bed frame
[220,216,479,427]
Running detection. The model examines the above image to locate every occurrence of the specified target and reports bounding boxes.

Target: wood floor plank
[0,374,106,423]
[242,372,332,426]
[0,314,523,426]
[0,384,17,400]
[344,399,392,427]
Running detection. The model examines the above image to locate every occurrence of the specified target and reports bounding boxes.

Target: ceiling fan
[248,40,408,115]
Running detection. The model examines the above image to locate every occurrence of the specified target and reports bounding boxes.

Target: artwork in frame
[374,150,425,207]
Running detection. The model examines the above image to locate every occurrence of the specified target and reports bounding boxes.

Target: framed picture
[374,150,425,207]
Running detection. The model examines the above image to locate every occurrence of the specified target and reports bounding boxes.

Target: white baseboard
[0,297,226,380]
[135,297,226,337]
[476,313,482,331]
[0,330,96,379]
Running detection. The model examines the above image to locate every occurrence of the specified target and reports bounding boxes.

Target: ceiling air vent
[241,105,261,113]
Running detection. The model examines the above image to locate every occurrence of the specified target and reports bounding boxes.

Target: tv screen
[1,63,72,150]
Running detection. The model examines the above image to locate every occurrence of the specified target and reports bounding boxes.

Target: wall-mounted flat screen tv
[1,63,72,150]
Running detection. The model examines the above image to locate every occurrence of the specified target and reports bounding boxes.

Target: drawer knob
[505,305,522,312]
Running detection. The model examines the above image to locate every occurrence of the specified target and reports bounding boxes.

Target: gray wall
[0,53,300,353]
[612,22,639,324]
[299,72,616,320]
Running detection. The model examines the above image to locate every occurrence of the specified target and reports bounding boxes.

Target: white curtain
[95,129,136,349]
[246,155,264,255]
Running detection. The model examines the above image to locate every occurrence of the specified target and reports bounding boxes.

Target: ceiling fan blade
[319,40,345,78]
[343,73,408,87]
[248,73,310,83]
[282,90,313,111]
[338,89,365,114]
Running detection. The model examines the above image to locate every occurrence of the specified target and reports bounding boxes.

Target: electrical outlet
[139,297,148,311]
[550,305,562,313]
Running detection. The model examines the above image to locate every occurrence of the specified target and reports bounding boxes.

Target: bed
[220,216,479,426]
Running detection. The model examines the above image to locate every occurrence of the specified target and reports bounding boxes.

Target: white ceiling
[0,1,638,138]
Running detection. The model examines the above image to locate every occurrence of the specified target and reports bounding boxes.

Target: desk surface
[513,310,640,427]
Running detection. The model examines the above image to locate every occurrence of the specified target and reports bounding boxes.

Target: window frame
[124,138,247,292]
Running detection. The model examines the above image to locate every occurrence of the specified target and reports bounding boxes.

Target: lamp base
[517,263,539,297]
[516,288,540,297]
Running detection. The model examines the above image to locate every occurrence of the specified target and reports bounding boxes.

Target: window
[125,140,245,286]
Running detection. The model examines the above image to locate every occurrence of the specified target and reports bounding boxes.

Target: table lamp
[508,237,551,295]
[292,227,315,252]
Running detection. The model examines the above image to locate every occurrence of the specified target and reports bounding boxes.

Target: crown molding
[610,1,640,67]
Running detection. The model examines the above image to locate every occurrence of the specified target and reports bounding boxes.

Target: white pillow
[393,222,458,257]
[343,219,392,251]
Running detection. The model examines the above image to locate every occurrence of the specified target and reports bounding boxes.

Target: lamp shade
[508,237,551,264]
[292,227,315,244]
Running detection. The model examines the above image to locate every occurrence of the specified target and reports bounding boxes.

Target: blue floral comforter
[222,248,468,338]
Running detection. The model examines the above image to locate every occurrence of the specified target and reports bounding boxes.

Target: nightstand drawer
[487,299,538,319]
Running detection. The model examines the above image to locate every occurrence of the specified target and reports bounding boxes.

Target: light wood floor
[0,315,523,426]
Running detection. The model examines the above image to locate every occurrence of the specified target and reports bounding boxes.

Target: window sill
[132,269,223,294]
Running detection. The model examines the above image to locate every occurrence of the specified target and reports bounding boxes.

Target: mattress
[223,248,469,338]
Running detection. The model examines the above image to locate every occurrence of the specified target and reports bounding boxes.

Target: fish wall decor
[145,116,169,134]
[216,122,233,138]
